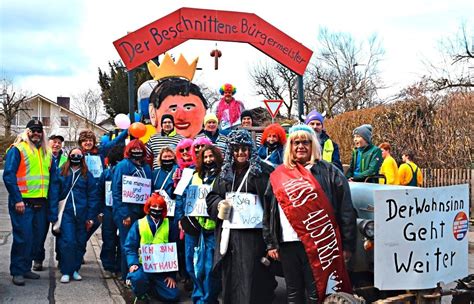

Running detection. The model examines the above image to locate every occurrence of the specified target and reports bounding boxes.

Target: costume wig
[219,83,236,95]
[176,138,194,169]
[144,193,168,218]
[124,139,147,159]
[261,123,287,146]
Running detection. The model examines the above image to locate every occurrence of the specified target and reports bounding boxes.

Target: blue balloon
[100,134,110,144]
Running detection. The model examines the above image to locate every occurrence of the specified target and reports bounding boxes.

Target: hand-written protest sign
[374,184,469,290]
[140,242,179,273]
[185,185,211,216]
[122,175,152,204]
[223,192,263,229]
[85,155,103,178]
[105,181,113,207]
[157,190,175,217]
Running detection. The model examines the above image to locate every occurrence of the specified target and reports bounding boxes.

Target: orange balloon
[129,122,147,138]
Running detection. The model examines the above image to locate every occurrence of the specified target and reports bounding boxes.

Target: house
[3,94,108,148]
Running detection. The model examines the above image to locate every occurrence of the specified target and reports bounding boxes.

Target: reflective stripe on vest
[322,139,334,163]
[15,141,51,198]
[138,217,169,245]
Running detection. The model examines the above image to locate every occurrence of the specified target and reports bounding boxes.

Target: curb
[89,232,126,304]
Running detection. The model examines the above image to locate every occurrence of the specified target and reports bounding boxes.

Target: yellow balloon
[139,124,156,143]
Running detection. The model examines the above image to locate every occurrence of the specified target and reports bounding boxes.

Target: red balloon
[129,122,147,138]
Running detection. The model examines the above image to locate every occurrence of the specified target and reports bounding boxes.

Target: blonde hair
[14,129,51,157]
[283,130,321,168]
[156,146,176,167]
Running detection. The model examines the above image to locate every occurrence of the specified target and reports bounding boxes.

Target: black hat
[26,119,43,130]
[161,114,174,126]
[240,110,253,121]
[49,134,64,142]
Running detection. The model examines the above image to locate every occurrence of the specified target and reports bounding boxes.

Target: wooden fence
[422,168,473,219]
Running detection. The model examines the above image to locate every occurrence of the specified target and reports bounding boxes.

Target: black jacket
[263,160,357,252]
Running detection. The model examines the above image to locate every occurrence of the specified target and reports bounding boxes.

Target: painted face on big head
[292,137,312,164]
[49,139,63,154]
[233,145,250,165]
[154,94,206,138]
[203,149,215,165]
[308,120,323,134]
[353,134,367,149]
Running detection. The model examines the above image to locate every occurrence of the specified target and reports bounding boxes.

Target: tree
[0,79,30,137]
[197,83,221,112]
[304,28,385,117]
[98,61,151,117]
[250,61,298,119]
[71,88,105,123]
[425,23,473,91]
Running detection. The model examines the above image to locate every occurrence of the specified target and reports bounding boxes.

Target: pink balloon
[114,113,131,129]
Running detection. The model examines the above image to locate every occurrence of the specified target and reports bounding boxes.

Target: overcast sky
[1,0,472,111]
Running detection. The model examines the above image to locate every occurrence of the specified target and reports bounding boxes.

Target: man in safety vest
[3,119,52,286]
[123,193,179,304]
[305,110,343,171]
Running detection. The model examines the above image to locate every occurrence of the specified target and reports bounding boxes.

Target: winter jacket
[263,160,357,253]
[319,131,343,172]
[112,158,153,222]
[152,165,178,199]
[346,144,383,182]
[257,144,284,167]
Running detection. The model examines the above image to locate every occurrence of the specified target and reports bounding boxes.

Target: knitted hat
[289,124,317,138]
[161,114,174,126]
[203,113,218,125]
[219,83,236,95]
[240,110,253,121]
[304,110,324,125]
[221,129,261,181]
[353,124,373,145]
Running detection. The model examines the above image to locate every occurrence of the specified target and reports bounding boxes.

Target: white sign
[105,181,113,207]
[173,168,194,196]
[222,192,263,229]
[185,185,211,216]
[85,155,103,178]
[140,242,179,273]
[263,99,283,118]
[157,190,175,217]
[374,184,469,290]
[122,175,152,204]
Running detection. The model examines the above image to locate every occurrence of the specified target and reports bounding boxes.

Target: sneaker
[24,271,40,279]
[12,276,25,286]
[73,271,82,281]
[33,261,43,271]
[103,270,113,279]
[60,275,70,283]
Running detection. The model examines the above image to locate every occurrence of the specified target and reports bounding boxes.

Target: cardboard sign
[263,100,283,118]
[113,8,312,75]
[140,242,179,273]
[374,184,469,290]
[185,185,211,216]
[157,190,175,217]
[85,155,103,178]
[105,181,113,207]
[173,168,194,196]
[122,175,152,204]
[223,192,263,229]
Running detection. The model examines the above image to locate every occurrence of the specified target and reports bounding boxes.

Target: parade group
[4,54,423,304]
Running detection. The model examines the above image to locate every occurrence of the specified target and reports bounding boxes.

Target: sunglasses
[30,128,43,134]
[194,144,205,150]
[69,154,83,159]
[179,147,190,153]
[293,140,311,147]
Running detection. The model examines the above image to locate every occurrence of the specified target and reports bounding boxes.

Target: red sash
[270,163,352,302]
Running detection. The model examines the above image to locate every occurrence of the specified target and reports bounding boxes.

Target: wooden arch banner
[113,7,313,75]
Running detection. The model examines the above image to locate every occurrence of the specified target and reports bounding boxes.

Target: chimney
[57,97,70,109]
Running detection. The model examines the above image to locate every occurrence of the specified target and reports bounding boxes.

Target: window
[41,117,50,126]
[60,116,69,127]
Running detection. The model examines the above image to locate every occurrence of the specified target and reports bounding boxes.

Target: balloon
[129,122,147,138]
[114,113,131,129]
[139,124,156,144]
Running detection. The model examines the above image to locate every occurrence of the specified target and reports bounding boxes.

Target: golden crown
[147,53,198,81]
